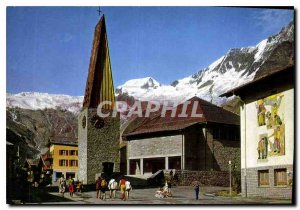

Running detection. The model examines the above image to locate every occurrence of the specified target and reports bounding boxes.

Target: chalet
[123,96,240,176]
[220,65,294,199]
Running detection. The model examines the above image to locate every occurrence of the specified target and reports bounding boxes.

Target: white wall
[241,89,294,169]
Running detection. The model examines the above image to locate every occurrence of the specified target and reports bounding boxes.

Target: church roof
[125,96,239,137]
[83,15,115,109]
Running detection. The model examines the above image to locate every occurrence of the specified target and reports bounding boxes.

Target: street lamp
[229,160,232,196]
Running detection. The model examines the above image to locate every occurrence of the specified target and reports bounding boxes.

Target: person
[125,180,132,200]
[100,177,107,200]
[119,175,126,201]
[191,180,200,200]
[163,181,169,193]
[108,178,118,199]
[155,187,165,198]
[167,178,172,193]
[95,176,102,199]
[169,170,173,177]
[69,178,74,197]
[76,180,83,193]
[173,172,179,184]
[58,175,66,197]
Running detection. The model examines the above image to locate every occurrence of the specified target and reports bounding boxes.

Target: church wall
[78,109,88,184]
[86,109,120,184]
[184,125,202,170]
[78,109,120,184]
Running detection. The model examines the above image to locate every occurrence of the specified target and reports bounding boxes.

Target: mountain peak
[117,77,161,90]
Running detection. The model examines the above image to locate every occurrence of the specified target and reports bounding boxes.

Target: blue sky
[6,7,294,96]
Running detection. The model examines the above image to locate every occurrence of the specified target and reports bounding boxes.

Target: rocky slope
[6,107,78,156]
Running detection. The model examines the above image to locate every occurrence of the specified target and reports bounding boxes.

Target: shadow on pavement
[24,187,74,204]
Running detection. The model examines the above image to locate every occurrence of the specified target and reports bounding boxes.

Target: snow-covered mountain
[116,21,294,105]
[7,21,294,111]
[6,92,83,114]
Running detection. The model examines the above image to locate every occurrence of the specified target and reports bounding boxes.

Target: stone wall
[78,109,120,184]
[241,165,293,199]
[78,110,88,183]
[213,139,240,171]
[195,125,240,172]
[174,170,230,187]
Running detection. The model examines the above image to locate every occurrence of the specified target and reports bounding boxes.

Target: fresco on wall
[257,134,268,159]
[256,94,285,159]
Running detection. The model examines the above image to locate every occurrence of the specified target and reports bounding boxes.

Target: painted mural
[256,93,285,159]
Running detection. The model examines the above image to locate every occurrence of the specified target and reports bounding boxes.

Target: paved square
[39,186,292,205]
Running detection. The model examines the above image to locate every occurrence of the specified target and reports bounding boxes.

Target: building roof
[49,136,78,146]
[39,155,52,170]
[219,64,294,98]
[125,96,239,137]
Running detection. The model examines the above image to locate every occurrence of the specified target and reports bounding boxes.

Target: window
[275,169,287,186]
[59,150,68,156]
[70,160,78,167]
[258,170,269,186]
[70,150,77,156]
[59,159,68,166]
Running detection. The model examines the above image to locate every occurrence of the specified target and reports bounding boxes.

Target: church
[78,15,120,185]
[123,96,240,176]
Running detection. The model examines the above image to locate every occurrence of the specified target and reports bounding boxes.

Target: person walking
[69,179,74,197]
[108,178,118,199]
[95,176,102,199]
[100,177,107,200]
[58,175,66,197]
[191,180,200,200]
[125,180,132,200]
[76,180,82,193]
[119,175,126,201]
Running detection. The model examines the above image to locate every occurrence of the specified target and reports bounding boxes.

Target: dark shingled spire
[83,15,115,109]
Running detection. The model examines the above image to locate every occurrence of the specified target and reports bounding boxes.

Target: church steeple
[78,14,120,185]
[83,15,115,109]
